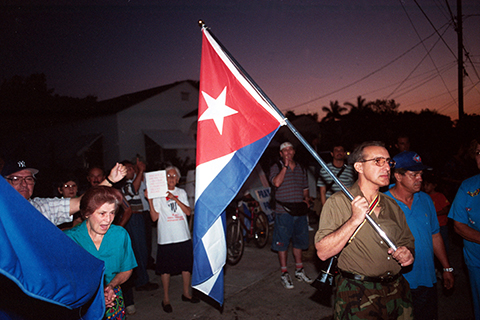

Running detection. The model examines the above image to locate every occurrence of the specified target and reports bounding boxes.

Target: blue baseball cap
[393,151,431,171]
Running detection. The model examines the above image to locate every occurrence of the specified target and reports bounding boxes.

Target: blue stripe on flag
[192,130,279,305]
[194,130,277,240]
[192,233,210,282]
[209,268,224,302]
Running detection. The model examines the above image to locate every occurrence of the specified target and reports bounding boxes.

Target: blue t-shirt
[385,189,439,289]
[448,174,480,267]
[64,221,137,285]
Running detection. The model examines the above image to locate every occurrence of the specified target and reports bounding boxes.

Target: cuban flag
[0,177,105,319]
[192,26,286,305]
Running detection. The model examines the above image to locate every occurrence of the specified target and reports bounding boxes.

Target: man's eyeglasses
[7,176,36,186]
[63,184,77,188]
[360,157,396,168]
[167,174,178,178]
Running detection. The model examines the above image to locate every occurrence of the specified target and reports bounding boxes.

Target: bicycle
[226,196,270,266]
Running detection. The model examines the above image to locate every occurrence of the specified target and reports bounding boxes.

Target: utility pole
[457,0,464,120]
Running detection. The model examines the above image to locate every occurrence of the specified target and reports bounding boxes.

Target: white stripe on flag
[194,266,222,295]
[195,151,235,201]
[193,215,226,296]
[203,214,226,274]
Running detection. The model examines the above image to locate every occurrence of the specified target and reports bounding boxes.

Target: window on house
[181,92,190,101]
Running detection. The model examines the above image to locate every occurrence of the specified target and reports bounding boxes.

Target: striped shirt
[317,163,356,199]
[122,178,144,212]
[270,162,308,214]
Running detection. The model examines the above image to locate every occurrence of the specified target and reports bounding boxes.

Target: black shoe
[162,301,173,313]
[181,294,200,303]
[135,282,159,291]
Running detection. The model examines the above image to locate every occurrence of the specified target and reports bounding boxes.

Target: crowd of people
[310,136,480,319]
[0,157,195,319]
[1,133,480,319]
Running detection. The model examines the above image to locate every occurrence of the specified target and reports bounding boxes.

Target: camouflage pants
[334,274,413,320]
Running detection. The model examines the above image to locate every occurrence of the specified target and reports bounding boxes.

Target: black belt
[340,270,401,283]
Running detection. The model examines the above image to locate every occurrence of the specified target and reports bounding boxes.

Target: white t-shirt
[152,187,191,245]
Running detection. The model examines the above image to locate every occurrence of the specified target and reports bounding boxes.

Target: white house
[100,79,199,169]
[2,80,199,194]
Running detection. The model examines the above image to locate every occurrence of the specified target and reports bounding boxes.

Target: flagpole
[198,20,397,251]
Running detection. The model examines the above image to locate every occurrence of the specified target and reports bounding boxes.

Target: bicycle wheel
[253,211,269,248]
[226,220,244,266]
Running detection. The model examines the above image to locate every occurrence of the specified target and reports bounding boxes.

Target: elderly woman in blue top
[64,186,137,320]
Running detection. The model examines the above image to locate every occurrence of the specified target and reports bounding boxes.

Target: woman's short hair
[80,186,123,219]
[165,166,181,179]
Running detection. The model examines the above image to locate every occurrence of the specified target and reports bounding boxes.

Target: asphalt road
[128,226,474,320]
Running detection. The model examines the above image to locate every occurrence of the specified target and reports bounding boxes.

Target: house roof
[0,79,200,136]
[94,79,199,116]
[144,129,196,149]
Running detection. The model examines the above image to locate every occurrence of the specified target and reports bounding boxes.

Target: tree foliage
[321,100,347,122]
[280,96,479,183]
[0,73,97,134]
[344,95,373,112]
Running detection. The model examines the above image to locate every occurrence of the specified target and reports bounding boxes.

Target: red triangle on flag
[197,30,283,166]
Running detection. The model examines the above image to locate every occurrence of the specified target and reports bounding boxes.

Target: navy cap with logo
[1,159,39,177]
[393,151,431,171]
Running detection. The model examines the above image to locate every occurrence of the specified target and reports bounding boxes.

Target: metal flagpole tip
[198,20,207,29]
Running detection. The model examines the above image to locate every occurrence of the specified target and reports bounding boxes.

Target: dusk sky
[1,1,479,120]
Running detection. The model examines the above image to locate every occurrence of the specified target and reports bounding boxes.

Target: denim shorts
[271,213,309,251]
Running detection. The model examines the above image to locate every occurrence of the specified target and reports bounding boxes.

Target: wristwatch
[443,267,454,272]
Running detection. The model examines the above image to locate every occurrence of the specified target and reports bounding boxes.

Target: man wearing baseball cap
[270,141,313,289]
[1,158,126,226]
[385,151,454,320]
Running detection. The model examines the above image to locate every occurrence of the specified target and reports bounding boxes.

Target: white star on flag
[199,87,238,135]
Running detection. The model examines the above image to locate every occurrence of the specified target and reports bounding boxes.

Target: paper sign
[145,170,167,199]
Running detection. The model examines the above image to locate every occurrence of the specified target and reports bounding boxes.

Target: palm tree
[370,99,400,113]
[344,95,373,112]
[321,100,347,122]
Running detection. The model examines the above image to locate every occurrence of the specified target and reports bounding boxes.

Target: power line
[462,15,480,82]
[288,25,448,110]
[413,0,457,58]
[402,79,479,115]
[390,62,457,100]
[432,0,452,21]
[352,61,456,102]
[393,1,456,103]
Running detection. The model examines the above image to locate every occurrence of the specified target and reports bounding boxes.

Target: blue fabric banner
[0,178,105,319]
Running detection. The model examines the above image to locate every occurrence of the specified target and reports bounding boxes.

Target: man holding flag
[315,141,415,319]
